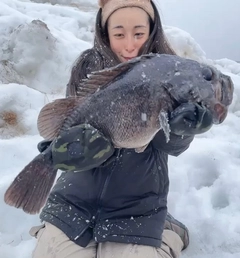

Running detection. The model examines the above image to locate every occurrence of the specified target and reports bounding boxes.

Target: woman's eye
[135,33,144,38]
[114,34,123,38]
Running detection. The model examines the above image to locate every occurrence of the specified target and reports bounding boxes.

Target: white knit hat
[98,0,155,27]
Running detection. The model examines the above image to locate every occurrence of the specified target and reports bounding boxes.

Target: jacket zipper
[74,151,121,240]
[92,149,121,225]
[73,224,90,241]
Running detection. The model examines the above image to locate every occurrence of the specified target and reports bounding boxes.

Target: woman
[30,1,212,257]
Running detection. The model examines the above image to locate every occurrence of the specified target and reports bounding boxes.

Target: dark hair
[66,1,176,97]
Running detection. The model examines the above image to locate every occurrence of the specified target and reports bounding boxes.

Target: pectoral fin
[37,97,85,140]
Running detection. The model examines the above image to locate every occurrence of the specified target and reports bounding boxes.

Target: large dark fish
[4,54,234,214]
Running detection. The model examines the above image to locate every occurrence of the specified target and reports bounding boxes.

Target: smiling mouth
[123,56,136,61]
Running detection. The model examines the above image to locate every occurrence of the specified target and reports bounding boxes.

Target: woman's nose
[125,37,135,53]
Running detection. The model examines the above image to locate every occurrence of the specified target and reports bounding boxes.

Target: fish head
[157,55,234,124]
[201,66,234,124]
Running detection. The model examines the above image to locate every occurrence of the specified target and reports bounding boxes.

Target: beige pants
[31,222,183,258]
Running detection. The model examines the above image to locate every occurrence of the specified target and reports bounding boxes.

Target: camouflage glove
[169,103,213,136]
[37,140,52,152]
[37,124,115,172]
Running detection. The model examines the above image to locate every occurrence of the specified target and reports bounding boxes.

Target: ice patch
[159,111,171,142]
[141,113,147,121]
[0,61,24,84]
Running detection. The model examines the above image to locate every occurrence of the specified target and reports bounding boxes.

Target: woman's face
[107,7,150,63]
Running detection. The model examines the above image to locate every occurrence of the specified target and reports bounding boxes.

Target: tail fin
[4,152,58,214]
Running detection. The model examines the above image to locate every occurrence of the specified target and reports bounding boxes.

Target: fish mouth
[212,103,227,124]
[213,73,234,124]
[219,74,234,106]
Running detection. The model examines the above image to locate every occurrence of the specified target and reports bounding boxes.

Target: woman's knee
[98,241,160,258]
[31,222,97,258]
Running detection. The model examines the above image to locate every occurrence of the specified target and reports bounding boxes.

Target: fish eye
[202,67,213,81]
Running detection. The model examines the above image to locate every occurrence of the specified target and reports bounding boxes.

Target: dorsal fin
[37,97,85,140]
[38,54,156,140]
[76,53,155,98]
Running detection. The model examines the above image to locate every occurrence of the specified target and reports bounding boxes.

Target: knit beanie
[99,0,155,27]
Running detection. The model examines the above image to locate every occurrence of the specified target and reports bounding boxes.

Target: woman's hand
[169,103,213,136]
[37,124,115,172]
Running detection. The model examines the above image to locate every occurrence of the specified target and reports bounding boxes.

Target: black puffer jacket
[40,130,193,248]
